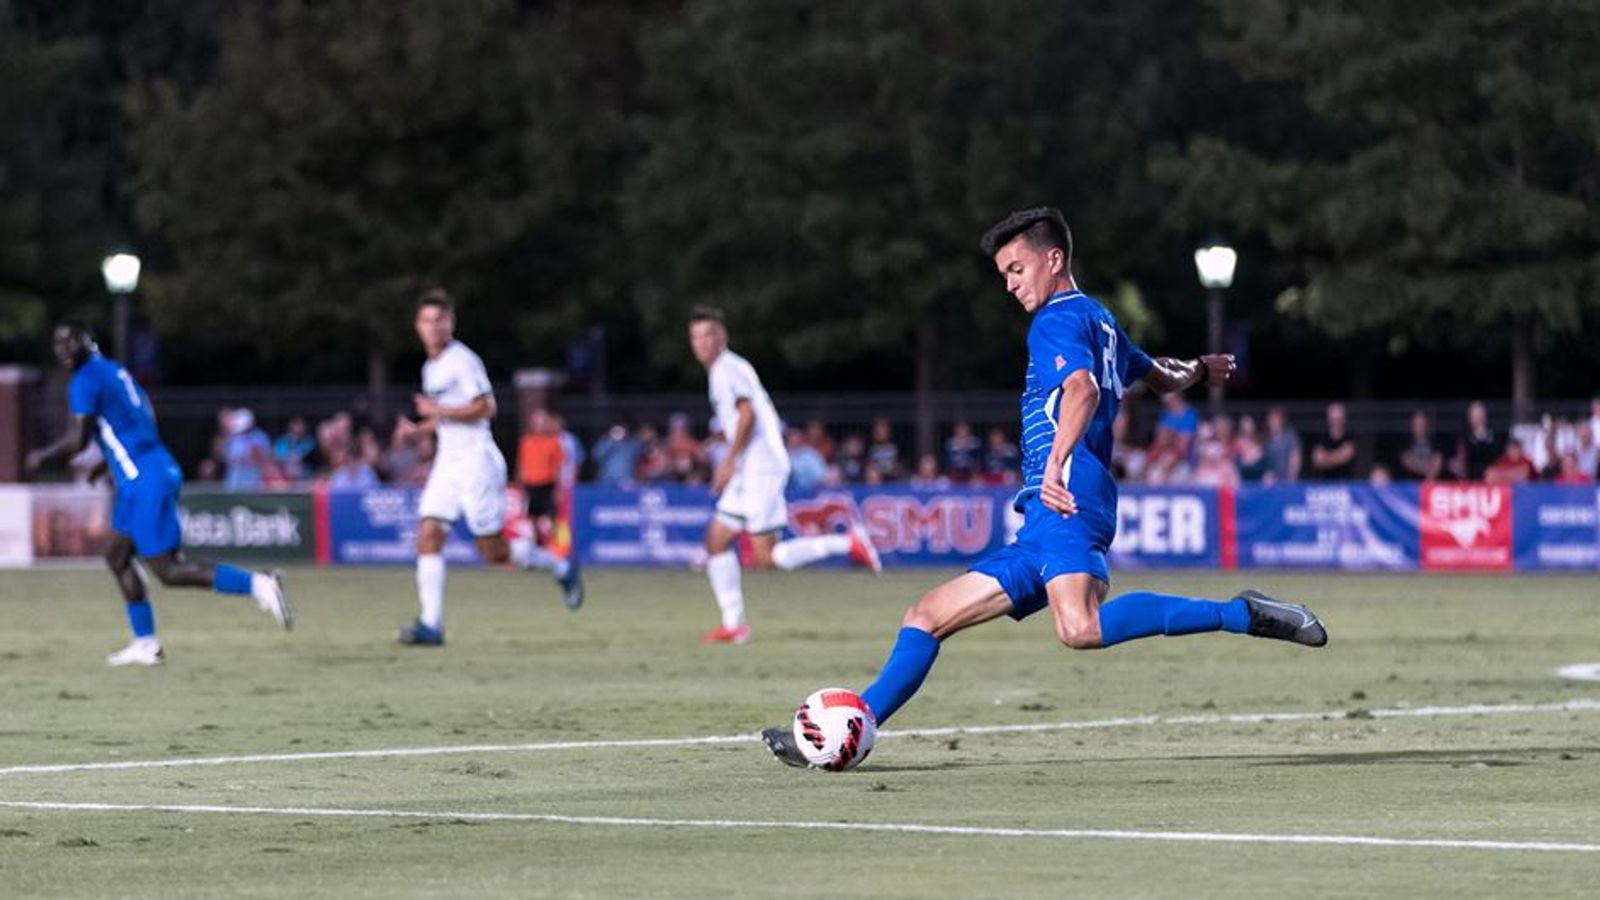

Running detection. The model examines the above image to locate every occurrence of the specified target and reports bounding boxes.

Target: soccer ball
[792,688,876,771]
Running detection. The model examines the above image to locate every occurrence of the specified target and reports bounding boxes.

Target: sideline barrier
[2,482,1596,572]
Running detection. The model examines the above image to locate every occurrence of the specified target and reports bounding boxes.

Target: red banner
[1420,483,1512,571]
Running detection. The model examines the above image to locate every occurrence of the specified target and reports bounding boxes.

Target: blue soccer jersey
[69,355,167,483]
[69,354,182,555]
[1016,289,1152,513]
[973,289,1153,614]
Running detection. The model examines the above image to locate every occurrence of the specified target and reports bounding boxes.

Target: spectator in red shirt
[1553,453,1594,485]
[1483,438,1538,485]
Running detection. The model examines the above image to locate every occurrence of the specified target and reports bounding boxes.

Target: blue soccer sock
[860,627,941,726]
[125,600,157,639]
[213,564,254,596]
[1098,591,1251,647]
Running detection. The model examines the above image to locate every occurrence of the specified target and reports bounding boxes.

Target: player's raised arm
[1138,354,1236,395]
[25,413,94,475]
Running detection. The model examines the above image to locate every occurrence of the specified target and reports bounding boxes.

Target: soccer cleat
[699,623,751,645]
[847,523,883,573]
[557,557,584,611]
[253,570,295,631]
[107,639,165,667]
[761,727,812,769]
[397,620,445,646]
[1238,589,1328,647]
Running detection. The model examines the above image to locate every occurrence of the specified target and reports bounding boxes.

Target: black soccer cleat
[761,727,812,769]
[1238,589,1327,647]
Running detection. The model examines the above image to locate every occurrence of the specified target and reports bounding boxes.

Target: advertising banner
[1107,486,1224,570]
[1419,483,1512,571]
[179,491,315,564]
[325,486,527,565]
[1512,484,1600,571]
[28,484,114,563]
[1235,484,1419,570]
[572,485,1015,567]
[0,485,34,567]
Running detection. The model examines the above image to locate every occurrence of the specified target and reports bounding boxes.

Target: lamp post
[101,253,141,361]
[1192,241,1236,415]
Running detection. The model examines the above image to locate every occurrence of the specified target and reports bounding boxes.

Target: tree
[1177,0,1600,418]
[124,0,584,407]
[628,0,1191,449]
[0,0,114,352]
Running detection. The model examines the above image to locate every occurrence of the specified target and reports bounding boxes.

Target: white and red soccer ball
[792,688,877,771]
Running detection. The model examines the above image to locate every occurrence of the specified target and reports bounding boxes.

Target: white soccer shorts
[418,447,508,537]
[714,470,790,534]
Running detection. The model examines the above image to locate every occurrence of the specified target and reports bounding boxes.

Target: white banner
[0,485,33,567]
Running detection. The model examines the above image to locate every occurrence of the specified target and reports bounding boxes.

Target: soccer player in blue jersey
[25,322,294,666]
[763,208,1327,767]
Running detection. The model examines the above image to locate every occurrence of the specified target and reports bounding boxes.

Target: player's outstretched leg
[769,523,882,573]
[509,536,584,610]
[1096,588,1325,648]
[760,573,1011,769]
[144,551,294,631]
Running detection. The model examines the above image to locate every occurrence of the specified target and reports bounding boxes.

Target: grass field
[1,565,1597,899]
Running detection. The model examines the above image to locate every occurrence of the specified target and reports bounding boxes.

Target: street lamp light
[1193,241,1236,414]
[101,252,141,361]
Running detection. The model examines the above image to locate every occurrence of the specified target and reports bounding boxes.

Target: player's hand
[1041,469,1077,517]
[1199,354,1236,386]
[23,450,44,476]
[413,394,439,419]
[711,460,734,496]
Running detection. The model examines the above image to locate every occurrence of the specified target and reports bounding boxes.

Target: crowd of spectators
[587,414,1021,491]
[1112,396,1600,487]
[191,396,1600,492]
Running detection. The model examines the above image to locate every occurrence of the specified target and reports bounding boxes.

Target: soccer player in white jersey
[395,289,583,645]
[688,306,881,644]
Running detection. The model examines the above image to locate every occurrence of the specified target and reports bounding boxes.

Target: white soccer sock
[706,550,745,629]
[510,536,571,578]
[416,553,446,630]
[771,534,852,571]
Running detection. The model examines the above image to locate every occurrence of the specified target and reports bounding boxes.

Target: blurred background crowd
[60,396,1596,493]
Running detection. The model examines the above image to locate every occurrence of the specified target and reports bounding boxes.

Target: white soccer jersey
[422,341,496,463]
[708,349,788,476]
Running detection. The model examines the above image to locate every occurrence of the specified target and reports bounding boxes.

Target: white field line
[1,800,1597,855]
[1,697,1596,779]
[1556,663,1600,682]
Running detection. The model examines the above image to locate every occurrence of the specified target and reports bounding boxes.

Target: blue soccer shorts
[970,495,1115,620]
[112,452,184,556]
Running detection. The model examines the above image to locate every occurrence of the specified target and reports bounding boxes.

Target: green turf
[1,566,1597,899]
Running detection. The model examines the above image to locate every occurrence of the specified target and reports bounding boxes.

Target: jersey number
[1098,322,1124,400]
[116,369,144,408]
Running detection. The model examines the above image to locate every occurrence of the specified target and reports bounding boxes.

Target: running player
[689,306,881,644]
[762,208,1327,765]
[395,289,582,645]
[25,322,293,666]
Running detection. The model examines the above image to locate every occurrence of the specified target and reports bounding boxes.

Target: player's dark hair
[979,207,1073,264]
[416,287,455,315]
[688,305,726,327]
[56,319,95,341]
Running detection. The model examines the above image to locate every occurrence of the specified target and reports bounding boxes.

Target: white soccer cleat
[107,638,165,667]
[252,570,295,631]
